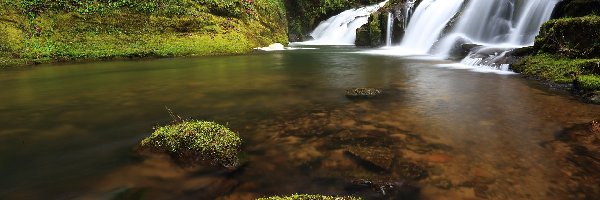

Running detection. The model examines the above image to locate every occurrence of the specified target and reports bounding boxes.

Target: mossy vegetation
[140,120,242,167]
[577,75,600,91]
[355,12,384,47]
[257,194,361,200]
[535,16,600,58]
[0,0,288,68]
[512,53,600,84]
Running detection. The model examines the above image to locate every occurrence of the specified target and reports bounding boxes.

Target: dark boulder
[534,16,600,58]
[551,0,600,19]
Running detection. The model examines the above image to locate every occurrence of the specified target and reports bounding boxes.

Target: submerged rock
[345,179,420,200]
[345,88,382,98]
[345,146,396,172]
[139,120,242,167]
[257,194,360,200]
[590,119,600,140]
[394,161,428,181]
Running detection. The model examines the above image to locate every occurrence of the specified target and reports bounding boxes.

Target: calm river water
[1,47,599,199]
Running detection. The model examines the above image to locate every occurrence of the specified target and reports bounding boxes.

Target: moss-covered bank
[513,15,600,103]
[0,0,287,68]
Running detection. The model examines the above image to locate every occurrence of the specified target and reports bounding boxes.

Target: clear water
[0,47,599,199]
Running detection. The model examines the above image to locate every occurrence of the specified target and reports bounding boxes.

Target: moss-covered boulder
[257,194,361,200]
[355,13,384,47]
[551,0,600,18]
[534,16,600,59]
[140,120,242,167]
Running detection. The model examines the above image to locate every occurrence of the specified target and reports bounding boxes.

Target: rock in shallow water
[344,146,396,172]
[346,179,420,200]
[590,119,600,139]
[345,88,382,98]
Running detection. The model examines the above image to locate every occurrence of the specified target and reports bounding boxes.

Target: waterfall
[385,12,394,46]
[434,0,559,57]
[293,1,388,45]
[508,0,558,44]
[403,0,417,29]
[398,0,465,54]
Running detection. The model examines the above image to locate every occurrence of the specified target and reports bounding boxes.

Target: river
[1,47,599,199]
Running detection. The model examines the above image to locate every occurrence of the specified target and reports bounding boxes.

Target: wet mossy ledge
[512,15,600,104]
[0,0,288,68]
[257,194,361,200]
[139,120,242,167]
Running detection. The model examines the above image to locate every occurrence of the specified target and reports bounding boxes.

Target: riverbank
[0,0,288,68]
[512,15,600,104]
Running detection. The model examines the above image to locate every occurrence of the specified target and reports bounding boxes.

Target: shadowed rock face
[551,0,600,19]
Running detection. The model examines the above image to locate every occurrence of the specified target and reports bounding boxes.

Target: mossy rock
[140,120,242,167]
[257,194,361,200]
[534,16,600,58]
[355,12,383,47]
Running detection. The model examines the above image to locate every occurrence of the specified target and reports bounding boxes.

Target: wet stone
[345,146,396,172]
[394,161,428,180]
[474,184,490,198]
[345,88,382,98]
[432,178,453,190]
[345,179,420,200]
[590,119,600,139]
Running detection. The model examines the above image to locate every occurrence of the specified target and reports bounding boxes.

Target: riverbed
[1,47,598,199]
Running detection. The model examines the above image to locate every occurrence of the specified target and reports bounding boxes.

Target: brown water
[0,47,598,199]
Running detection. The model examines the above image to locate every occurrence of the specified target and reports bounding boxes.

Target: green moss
[577,75,600,91]
[0,0,288,68]
[534,16,600,58]
[257,194,362,200]
[512,53,600,84]
[355,13,383,47]
[140,120,242,167]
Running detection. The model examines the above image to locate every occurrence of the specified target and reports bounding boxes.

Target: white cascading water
[431,0,559,71]
[398,0,465,54]
[402,0,417,29]
[386,12,394,46]
[293,0,388,45]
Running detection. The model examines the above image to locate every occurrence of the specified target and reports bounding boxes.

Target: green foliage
[140,120,242,167]
[258,194,362,200]
[578,75,600,91]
